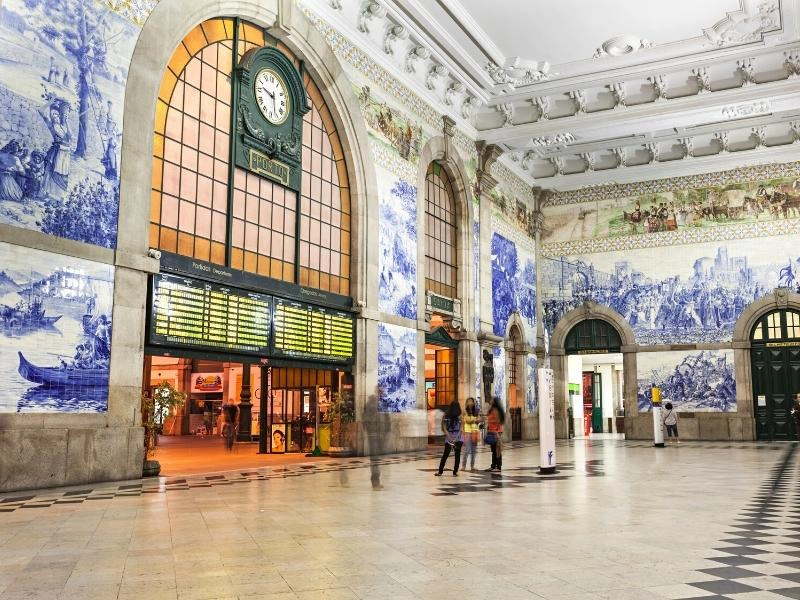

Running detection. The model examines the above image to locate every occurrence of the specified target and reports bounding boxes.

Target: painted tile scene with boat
[0,241,113,413]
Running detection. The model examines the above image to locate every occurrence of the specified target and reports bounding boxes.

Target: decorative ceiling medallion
[593,35,654,58]
[721,100,771,119]
[485,56,550,88]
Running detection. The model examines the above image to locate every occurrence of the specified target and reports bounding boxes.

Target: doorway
[565,319,625,438]
[425,327,458,437]
[751,309,800,441]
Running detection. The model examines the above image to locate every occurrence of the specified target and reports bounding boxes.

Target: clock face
[254,69,289,124]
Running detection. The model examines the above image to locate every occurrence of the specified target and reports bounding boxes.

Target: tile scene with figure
[0,241,113,413]
[377,322,417,412]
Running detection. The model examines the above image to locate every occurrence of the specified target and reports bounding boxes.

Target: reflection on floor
[0,439,795,600]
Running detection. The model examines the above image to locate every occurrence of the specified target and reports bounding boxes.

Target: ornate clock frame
[233,46,310,193]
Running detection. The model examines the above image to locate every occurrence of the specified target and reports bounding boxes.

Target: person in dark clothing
[435,399,463,477]
[791,394,800,436]
[485,396,505,471]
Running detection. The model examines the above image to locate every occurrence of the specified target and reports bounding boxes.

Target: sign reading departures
[149,273,355,363]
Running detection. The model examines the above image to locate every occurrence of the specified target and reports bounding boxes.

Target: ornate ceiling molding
[702,0,781,47]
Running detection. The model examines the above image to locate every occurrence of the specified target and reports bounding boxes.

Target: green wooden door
[751,346,800,441]
[591,372,603,433]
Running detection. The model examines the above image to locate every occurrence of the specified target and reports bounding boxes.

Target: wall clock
[254,68,290,125]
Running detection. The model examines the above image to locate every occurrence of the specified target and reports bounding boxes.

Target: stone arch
[550,302,636,352]
[416,135,475,327]
[113,1,378,451]
[730,289,800,441]
[549,302,638,439]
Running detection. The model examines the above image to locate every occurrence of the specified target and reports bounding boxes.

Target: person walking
[435,399,463,477]
[222,403,238,452]
[485,396,505,471]
[461,397,480,472]
[663,401,679,444]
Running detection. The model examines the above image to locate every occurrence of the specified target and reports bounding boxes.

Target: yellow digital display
[272,298,354,362]
[150,273,271,355]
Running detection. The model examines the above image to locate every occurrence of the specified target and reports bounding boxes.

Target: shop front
[144,252,356,457]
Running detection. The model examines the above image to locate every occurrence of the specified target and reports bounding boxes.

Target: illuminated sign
[272,298,355,363]
[150,273,271,355]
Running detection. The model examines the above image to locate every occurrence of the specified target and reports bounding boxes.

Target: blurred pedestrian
[435,399,463,477]
[461,397,480,472]
[791,394,800,435]
[222,403,238,452]
[485,396,505,471]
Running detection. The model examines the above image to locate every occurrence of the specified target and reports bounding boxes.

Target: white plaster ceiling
[305,0,800,191]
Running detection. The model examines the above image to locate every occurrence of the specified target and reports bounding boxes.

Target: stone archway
[731,289,800,441]
[549,302,640,439]
[115,0,379,461]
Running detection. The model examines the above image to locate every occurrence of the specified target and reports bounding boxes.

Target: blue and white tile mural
[377,322,417,412]
[473,218,480,331]
[491,232,536,343]
[637,349,736,413]
[0,0,154,248]
[492,345,505,405]
[542,235,800,345]
[526,355,537,413]
[378,168,417,320]
[0,241,114,413]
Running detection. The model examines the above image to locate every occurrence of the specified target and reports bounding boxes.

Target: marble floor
[0,439,797,600]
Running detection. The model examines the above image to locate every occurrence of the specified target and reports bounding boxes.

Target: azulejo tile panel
[544,160,800,207]
[490,230,536,344]
[0,241,114,413]
[377,166,417,320]
[377,322,417,412]
[637,349,736,413]
[526,355,537,413]
[0,0,156,248]
[541,234,797,345]
[543,171,800,248]
[542,216,800,257]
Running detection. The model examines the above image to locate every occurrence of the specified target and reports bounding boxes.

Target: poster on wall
[636,349,736,413]
[0,241,114,413]
[190,373,223,393]
[271,424,287,453]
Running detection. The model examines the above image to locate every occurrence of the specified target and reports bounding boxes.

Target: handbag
[484,431,497,445]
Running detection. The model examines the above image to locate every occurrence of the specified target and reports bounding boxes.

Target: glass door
[286,390,301,452]
[270,389,287,453]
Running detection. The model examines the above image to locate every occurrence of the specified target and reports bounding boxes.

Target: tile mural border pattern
[370,140,417,183]
[541,216,800,257]
[543,161,800,207]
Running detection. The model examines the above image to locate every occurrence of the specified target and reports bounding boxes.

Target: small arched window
[751,310,800,341]
[424,162,457,298]
[565,319,622,354]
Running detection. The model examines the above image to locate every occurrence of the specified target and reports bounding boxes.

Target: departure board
[150,273,271,355]
[272,298,355,363]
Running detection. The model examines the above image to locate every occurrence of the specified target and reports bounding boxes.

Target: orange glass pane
[177,232,194,256]
[150,190,161,222]
[158,68,177,103]
[258,255,270,276]
[201,19,227,44]
[210,242,225,265]
[168,43,191,77]
[151,158,163,191]
[182,25,208,56]
[159,227,178,253]
[154,100,169,135]
[231,248,243,269]
[149,223,160,249]
[282,262,294,282]
[194,237,210,261]
[243,251,257,273]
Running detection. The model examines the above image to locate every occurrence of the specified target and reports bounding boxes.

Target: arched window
[751,310,800,341]
[424,162,457,298]
[565,319,622,354]
[150,19,351,295]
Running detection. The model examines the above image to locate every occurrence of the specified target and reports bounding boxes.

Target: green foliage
[142,382,187,459]
[329,390,355,447]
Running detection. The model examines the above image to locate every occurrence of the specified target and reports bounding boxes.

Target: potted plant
[328,390,355,457]
[141,381,187,477]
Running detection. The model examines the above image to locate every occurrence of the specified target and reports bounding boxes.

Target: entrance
[425,327,458,437]
[565,319,625,438]
[751,309,800,440]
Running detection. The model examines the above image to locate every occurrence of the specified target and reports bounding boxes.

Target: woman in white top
[662,402,679,444]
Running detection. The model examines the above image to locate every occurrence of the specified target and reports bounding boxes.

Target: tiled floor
[0,439,795,599]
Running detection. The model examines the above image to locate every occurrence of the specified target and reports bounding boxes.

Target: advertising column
[538,368,557,474]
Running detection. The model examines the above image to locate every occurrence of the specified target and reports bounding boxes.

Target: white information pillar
[652,386,664,448]
[538,368,557,474]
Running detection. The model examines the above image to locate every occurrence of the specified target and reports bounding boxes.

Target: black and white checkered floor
[677,444,800,600]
